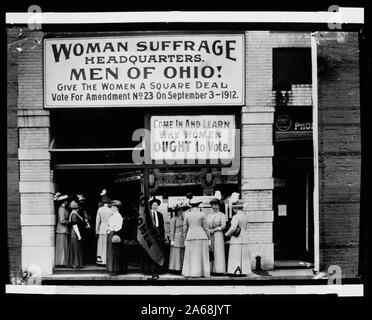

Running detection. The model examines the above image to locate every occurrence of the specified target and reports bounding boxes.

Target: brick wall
[7,28,22,281]
[15,28,56,275]
[241,31,311,270]
[318,32,361,278]
[241,31,274,270]
[7,28,362,279]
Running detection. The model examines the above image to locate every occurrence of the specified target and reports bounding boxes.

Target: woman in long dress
[106,200,126,274]
[96,190,112,265]
[141,197,165,276]
[68,199,84,268]
[169,203,189,272]
[182,198,210,278]
[206,198,226,274]
[54,193,70,267]
[225,210,252,275]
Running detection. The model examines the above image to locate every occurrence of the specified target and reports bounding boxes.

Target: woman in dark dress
[106,200,126,274]
[141,197,165,276]
[77,194,95,264]
[68,199,84,268]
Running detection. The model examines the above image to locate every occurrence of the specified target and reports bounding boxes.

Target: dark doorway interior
[54,169,142,270]
[273,166,314,262]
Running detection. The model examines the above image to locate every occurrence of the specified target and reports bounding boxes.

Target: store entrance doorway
[54,169,143,271]
[273,165,314,265]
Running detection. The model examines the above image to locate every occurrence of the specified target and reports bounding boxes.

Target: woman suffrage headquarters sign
[44,35,244,107]
[151,115,235,161]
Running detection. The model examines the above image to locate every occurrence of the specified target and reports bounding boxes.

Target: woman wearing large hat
[76,194,94,264]
[68,197,84,268]
[205,198,227,274]
[141,196,165,276]
[95,189,113,265]
[54,193,70,267]
[106,200,126,274]
[225,206,252,276]
[169,202,190,272]
[182,196,211,277]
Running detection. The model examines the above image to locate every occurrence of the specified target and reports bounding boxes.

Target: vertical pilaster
[242,31,275,270]
[17,31,55,275]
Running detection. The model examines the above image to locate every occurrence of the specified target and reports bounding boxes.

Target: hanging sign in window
[44,34,245,108]
[151,115,235,161]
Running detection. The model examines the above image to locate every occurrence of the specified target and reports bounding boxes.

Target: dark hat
[149,197,161,207]
[186,192,194,200]
[209,198,223,206]
[99,189,110,204]
[174,202,191,212]
[232,200,245,213]
[109,200,122,208]
[101,195,111,204]
[69,200,79,209]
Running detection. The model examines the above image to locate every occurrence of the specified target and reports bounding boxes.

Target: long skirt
[69,230,83,267]
[82,227,95,264]
[96,234,107,265]
[227,244,251,275]
[210,230,226,274]
[169,246,185,271]
[141,247,164,275]
[182,240,210,277]
[55,233,70,266]
[106,232,126,273]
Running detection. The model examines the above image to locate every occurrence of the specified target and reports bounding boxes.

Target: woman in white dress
[206,198,226,274]
[106,200,126,274]
[95,190,113,265]
[225,210,252,275]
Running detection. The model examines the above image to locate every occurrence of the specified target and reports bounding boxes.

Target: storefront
[7,27,362,281]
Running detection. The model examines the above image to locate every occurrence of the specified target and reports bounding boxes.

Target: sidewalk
[41,268,315,282]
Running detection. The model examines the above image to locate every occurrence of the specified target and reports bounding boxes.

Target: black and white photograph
[4,3,369,310]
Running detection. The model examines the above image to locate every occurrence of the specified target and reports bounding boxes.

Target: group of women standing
[55,189,253,277]
[169,197,253,278]
[54,190,126,274]
[54,192,90,269]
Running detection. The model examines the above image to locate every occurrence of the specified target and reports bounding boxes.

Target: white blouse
[107,212,123,232]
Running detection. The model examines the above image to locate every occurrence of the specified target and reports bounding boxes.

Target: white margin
[5,8,364,24]
[5,284,364,296]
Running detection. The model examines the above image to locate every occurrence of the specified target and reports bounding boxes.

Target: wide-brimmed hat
[209,198,223,206]
[174,202,191,212]
[149,197,161,207]
[232,200,245,212]
[69,200,79,209]
[109,200,122,208]
[53,192,69,202]
[199,201,211,209]
[189,198,202,207]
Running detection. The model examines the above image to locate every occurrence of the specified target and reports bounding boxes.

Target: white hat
[189,198,203,207]
[54,192,68,202]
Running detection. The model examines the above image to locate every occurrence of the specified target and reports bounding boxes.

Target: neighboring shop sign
[151,115,235,161]
[44,35,245,108]
[275,107,313,132]
[114,171,142,183]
